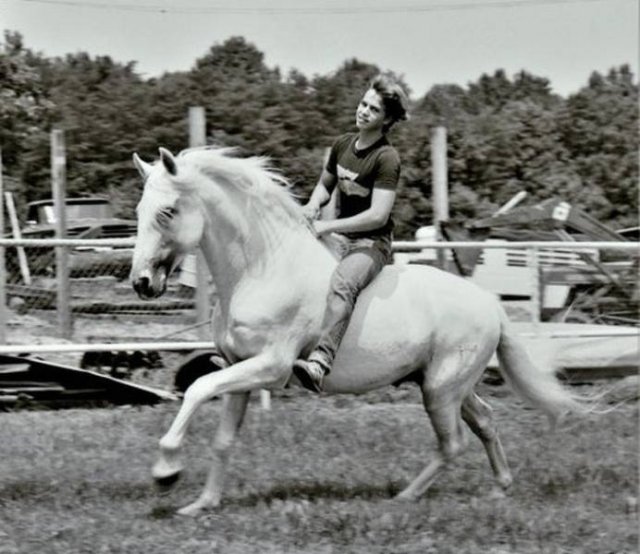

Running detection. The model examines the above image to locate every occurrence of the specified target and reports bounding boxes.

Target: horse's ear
[132,152,153,179]
[159,147,178,176]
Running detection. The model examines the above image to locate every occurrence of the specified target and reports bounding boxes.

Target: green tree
[0,31,54,208]
[455,100,579,207]
[558,65,639,226]
[12,49,153,205]
[2,31,636,236]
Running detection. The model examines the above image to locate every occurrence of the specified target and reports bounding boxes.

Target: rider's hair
[370,73,410,133]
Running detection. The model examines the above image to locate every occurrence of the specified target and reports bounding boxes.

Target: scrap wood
[554,229,631,297]
[0,395,19,403]
[0,386,66,394]
[0,363,30,374]
[0,380,61,387]
[0,354,177,407]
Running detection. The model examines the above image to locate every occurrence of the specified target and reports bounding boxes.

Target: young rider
[293,73,409,392]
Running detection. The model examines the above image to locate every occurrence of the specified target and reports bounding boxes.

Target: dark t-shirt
[325,132,401,238]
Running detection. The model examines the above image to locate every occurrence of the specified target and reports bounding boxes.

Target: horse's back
[325,263,502,393]
[363,262,499,327]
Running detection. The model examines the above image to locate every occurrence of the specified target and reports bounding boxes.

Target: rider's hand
[301,203,320,222]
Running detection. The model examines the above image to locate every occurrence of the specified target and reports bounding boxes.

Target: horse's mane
[178,146,309,231]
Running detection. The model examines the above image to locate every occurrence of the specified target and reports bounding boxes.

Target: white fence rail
[2,238,637,249]
[0,238,638,356]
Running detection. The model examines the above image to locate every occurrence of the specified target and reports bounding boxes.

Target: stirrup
[292,359,325,393]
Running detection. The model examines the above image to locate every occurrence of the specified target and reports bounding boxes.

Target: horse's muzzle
[132,275,165,299]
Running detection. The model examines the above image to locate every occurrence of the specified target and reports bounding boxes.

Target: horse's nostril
[133,276,150,296]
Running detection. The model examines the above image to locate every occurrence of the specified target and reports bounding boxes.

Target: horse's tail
[495,306,591,424]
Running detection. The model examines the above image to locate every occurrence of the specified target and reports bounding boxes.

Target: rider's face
[355,89,389,132]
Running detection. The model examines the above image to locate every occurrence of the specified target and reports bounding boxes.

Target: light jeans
[309,234,392,373]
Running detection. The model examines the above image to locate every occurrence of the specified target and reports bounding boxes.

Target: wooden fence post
[431,126,449,269]
[188,107,211,340]
[0,149,5,344]
[528,246,541,332]
[187,107,272,410]
[51,129,72,339]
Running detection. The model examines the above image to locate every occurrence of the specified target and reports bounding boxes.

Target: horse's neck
[198,198,334,311]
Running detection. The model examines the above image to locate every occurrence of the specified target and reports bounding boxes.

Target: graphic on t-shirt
[336,164,369,197]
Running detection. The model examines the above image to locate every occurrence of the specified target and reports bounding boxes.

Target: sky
[1,0,638,98]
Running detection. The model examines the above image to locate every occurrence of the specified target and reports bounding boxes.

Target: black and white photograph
[0,1,638,552]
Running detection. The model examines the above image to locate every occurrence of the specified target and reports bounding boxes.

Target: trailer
[399,198,638,324]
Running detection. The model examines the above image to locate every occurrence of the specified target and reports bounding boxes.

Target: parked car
[21,196,136,240]
[5,197,137,280]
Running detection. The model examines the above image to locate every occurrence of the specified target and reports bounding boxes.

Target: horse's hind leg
[177,392,250,517]
[461,392,513,493]
[396,382,468,501]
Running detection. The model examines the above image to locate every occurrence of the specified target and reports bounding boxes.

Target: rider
[293,73,409,392]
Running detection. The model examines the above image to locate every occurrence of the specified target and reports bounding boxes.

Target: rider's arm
[302,169,337,219]
[314,145,399,236]
[313,186,396,236]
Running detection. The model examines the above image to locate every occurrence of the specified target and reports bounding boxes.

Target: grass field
[0,382,638,554]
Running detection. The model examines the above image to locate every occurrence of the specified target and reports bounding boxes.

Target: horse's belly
[325,264,499,393]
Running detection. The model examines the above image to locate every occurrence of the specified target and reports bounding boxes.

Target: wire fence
[0,238,199,370]
[0,238,638,355]
[1,238,192,308]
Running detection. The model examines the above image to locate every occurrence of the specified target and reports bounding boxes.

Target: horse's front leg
[151,353,288,491]
[177,391,250,516]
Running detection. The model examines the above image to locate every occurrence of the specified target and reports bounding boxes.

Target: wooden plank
[0,386,66,394]
[0,395,19,403]
[53,388,107,396]
[0,363,31,374]
[0,380,61,387]
[4,191,31,284]
[542,268,633,286]
[0,354,177,404]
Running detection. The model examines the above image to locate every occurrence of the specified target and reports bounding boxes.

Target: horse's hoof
[177,504,202,517]
[153,471,181,494]
[487,487,508,501]
[177,499,219,517]
[393,491,418,503]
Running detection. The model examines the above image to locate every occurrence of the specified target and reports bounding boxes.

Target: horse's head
[130,147,205,299]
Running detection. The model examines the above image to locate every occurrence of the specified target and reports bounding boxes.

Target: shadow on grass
[0,479,154,503]
[227,480,410,507]
[145,480,423,519]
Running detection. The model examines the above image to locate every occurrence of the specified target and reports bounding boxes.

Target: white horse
[130,146,588,516]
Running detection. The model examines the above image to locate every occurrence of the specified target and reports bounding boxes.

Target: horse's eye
[156,206,177,226]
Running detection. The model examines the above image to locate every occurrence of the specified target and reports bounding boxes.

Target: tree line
[1,31,637,239]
